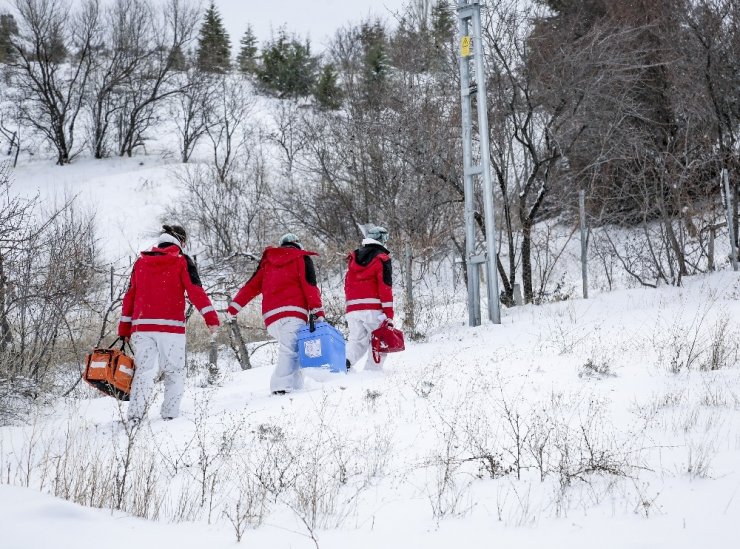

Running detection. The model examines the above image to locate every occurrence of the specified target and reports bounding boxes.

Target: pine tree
[196,2,231,73]
[314,63,342,110]
[258,30,318,98]
[169,44,187,71]
[0,13,18,64]
[236,25,258,74]
[431,0,455,49]
[359,21,388,108]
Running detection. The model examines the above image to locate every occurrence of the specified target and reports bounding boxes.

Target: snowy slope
[2,83,739,549]
[1,269,740,548]
[13,155,184,264]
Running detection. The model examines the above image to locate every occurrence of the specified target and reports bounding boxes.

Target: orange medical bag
[83,338,136,401]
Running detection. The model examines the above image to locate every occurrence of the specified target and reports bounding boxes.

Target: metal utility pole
[457,0,501,325]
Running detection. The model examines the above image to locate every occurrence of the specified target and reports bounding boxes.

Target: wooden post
[404,242,415,335]
[229,320,251,370]
[207,334,218,382]
[723,169,738,271]
[579,190,589,298]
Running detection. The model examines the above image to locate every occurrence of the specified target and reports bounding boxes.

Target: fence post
[579,190,589,298]
[404,242,415,335]
[723,169,738,271]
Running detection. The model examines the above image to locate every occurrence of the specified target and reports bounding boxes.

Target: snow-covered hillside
[1,254,739,548]
[13,155,184,263]
[1,63,738,544]
[2,0,739,544]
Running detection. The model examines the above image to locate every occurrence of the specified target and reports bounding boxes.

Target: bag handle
[108,336,130,353]
[309,313,316,333]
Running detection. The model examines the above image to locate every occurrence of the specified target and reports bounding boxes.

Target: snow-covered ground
[2,105,739,548]
[1,238,739,547]
[14,155,185,263]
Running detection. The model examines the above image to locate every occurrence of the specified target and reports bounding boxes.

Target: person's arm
[118,263,137,337]
[378,257,394,320]
[227,258,264,316]
[300,255,325,320]
[184,254,203,286]
[180,258,220,328]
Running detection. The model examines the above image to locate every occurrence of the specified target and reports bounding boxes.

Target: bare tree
[481,1,589,303]
[169,66,215,163]
[685,0,740,245]
[114,0,199,157]
[86,0,155,159]
[8,0,101,165]
[204,74,255,182]
[171,157,270,268]
[0,166,103,419]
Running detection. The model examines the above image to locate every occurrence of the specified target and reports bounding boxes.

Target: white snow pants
[346,310,387,370]
[266,317,306,393]
[127,332,187,421]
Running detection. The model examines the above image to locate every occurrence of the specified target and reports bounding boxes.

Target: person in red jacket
[344,225,394,371]
[118,225,219,423]
[227,233,324,394]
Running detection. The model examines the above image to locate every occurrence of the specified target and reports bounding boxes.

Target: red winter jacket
[118,244,220,336]
[344,240,394,319]
[227,245,324,327]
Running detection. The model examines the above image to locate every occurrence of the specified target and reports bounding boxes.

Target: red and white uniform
[344,239,394,319]
[227,246,324,326]
[344,239,394,370]
[118,241,219,420]
[118,245,219,336]
[228,245,324,393]
[118,243,219,422]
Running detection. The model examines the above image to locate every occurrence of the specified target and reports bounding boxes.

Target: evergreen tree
[236,25,258,74]
[431,0,455,49]
[196,2,231,73]
[258,30,318,98]
[359,21,388,108]
[314,63,342,110]
[0,13,18,64]
[168,44,187,71]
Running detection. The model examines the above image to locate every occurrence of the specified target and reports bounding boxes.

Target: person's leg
[127,332,159,422]
[267,317,306,393]
[158,332,187,419]
[346,311,371,368]
[363,312,388,370]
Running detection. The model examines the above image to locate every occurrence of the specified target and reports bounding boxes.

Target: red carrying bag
[83,337,136,401]
[370,320,405,363]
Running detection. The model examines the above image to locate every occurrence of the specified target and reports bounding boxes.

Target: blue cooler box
[297,322,346,374]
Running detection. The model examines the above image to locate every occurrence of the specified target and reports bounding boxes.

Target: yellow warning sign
[460,35,472,57]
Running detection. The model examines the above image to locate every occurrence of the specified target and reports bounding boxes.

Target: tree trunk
[0,252,11,352]
[521,220,534,303]
[54,121,70,165]
[663,217,687,281]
